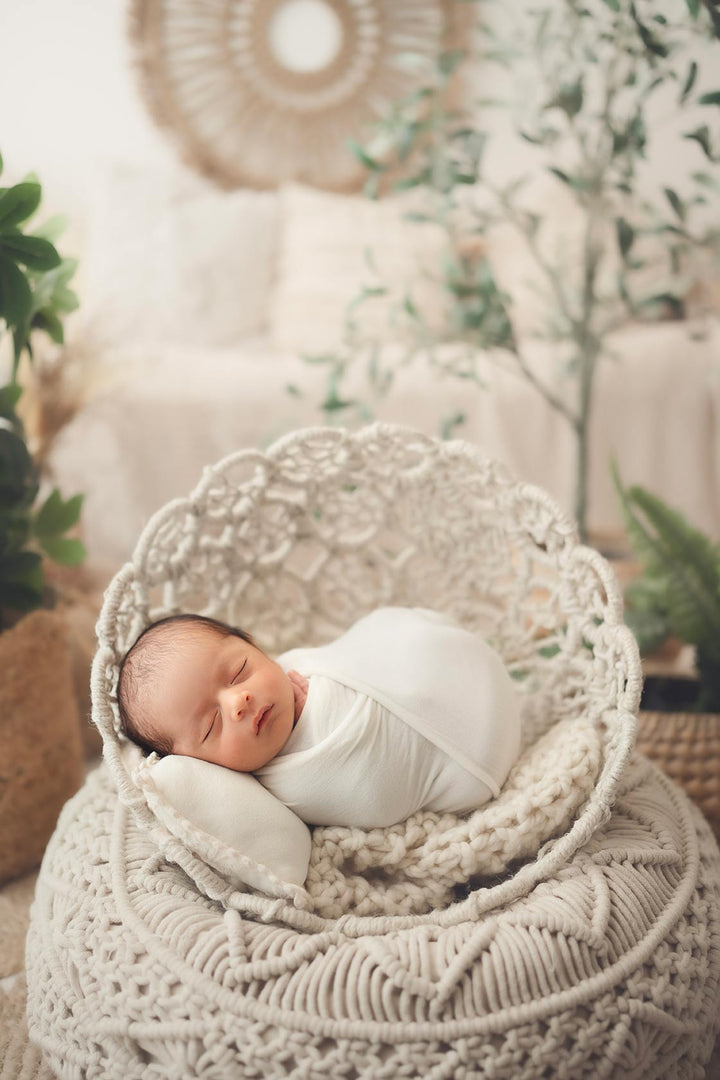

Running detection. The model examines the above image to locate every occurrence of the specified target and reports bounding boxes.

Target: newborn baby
[117,607,521,828]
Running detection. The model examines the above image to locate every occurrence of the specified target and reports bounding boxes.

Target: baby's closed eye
[231,660,247,683]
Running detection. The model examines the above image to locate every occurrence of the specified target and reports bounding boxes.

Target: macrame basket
[26,425,720,1079]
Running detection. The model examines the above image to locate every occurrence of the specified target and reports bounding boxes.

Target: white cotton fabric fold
[257,607,521,828]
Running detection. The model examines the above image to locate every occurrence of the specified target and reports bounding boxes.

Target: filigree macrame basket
[26,425,720,1079]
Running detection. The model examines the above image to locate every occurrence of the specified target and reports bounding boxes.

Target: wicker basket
[637,709,720,840]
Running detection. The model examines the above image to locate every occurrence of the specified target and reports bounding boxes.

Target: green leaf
[438,50,465,78]
[637,292,685,318]
[705,1,720,38]
[393,173,426,191]
[363,172,380,201]
[32,308,64,344]
[547,166,589,191]
[680,61,698,104]
[612,461,720,654]
[624,601,672,654]
[548,166,572,186]
[0,383,22,418]
[12,327,30,375]
[0,426,37,503]
[698,90,720,107]
[0,255,32,329]
[685,0,700,16]
[0,547,44,614]
[546,79,584,119]
[0,231,61,271]
[684,124,716,160]
[616,217,635,258]
[692,170,720,193]
[0,182,41,230]
[322,390,353,413]
[0,548,42,581]
[440,412,466,440]
[664,187,686,221]
[519,130,545,146]
[34,489,83,537]
[53,285,79,314]
[630,4,669,57]
[0,574,44,613]
[347,138,385,172]
[38,535,86,566]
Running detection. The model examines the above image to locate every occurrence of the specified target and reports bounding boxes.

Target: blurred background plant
[0,149,85,629]
[297,0,720,540]
[614,462,720,712]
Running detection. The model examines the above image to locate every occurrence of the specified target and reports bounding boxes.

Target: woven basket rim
[90,422,642,931]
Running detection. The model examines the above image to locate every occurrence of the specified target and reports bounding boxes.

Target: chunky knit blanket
[25,424,720,1078]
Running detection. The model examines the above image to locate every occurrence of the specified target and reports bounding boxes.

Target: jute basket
[637,709,720,840]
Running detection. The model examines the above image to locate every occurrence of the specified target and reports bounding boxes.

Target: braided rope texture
[24,425,720,1075]
[26,756,720,1078]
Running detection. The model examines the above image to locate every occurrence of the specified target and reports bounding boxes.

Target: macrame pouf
[26,424,720,1079]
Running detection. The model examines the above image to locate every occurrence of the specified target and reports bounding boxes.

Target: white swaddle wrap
[257,607,521,828]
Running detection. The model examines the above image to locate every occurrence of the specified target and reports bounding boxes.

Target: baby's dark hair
[117,613,255,757]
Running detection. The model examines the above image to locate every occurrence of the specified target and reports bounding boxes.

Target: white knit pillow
[269,183,448,354]
[132,752,312,901]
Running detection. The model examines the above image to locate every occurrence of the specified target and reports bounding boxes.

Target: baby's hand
[288,669,309,721]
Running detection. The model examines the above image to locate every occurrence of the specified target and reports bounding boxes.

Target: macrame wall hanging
[128,0,461,191]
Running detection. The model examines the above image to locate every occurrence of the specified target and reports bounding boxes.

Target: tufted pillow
[130,749,312,901]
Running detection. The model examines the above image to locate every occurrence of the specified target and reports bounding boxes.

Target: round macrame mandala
[129,0,458,190]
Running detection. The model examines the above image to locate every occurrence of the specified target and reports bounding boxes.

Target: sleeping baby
[117,607,521,829]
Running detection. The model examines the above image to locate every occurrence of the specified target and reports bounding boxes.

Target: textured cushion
[269,183,448,354]
[26,754,720,1079]
[132,749,312,897]
[80,163,279,349]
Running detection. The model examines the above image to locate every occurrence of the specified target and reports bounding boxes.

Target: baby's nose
[222,687,251,721]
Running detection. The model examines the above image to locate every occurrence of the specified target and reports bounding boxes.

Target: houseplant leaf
[613,462,720,670]
[35,490,84,537]
[0,426,37,505]
[0,232,61,271]
[0,182,41,230]
[37,536,86,567]
[0,255,33,327]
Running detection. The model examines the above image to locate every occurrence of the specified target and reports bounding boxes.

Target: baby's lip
[254,707,271,734]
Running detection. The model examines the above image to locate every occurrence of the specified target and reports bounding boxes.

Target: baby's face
[139,628,296,772]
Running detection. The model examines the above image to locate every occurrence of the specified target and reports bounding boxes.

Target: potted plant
[613,463,720,837]
[297,0,720,541]
[0,149,86,884]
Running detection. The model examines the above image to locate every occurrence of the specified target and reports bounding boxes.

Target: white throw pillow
[134,752,313,899]
[269,183,448,354]
[80,163,279,349]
